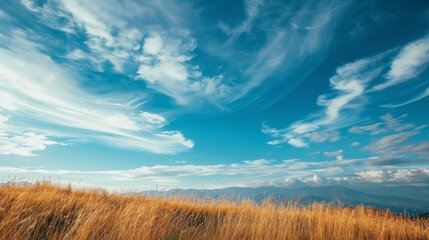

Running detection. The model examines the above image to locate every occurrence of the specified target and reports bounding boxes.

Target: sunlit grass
[0,182,428,239]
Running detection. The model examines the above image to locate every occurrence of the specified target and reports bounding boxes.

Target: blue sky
[0,0,429,190]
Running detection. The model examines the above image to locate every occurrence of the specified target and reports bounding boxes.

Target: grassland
[0,182,428,240]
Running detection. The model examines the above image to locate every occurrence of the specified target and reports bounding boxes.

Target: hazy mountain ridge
[146,185,429,215]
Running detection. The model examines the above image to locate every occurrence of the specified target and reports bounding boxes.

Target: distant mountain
[145,185,429,215]
[348,185,429,202]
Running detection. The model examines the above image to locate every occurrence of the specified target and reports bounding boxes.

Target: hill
[0,182,428,240]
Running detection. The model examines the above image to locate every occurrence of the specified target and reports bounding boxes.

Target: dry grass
[0,182,428,240]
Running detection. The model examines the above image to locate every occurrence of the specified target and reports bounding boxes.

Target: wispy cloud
[5,155,424,181]
[372,34,429,91]
[349,122,387,135]
[205,0,353,106]
[137,31,230,105]
[0,31,193,156]
[261,168,429,187]
[363,132,418,156]
[58,0,142,72]
[347,113,429,158]
[220,0,264,40]
[20,0,75,32]
[382,87,429,108]
[18,0,368,111]
[0,159,316,189]
[305,131,340,143]
[0,115,58,156]
[352,168,429,184]
[363,131,429,157]
[20,0,232,107]
[263,55,384,147]
[324,149,343,161]
[0,158,340,187]
[2,163,428,189]
[263,31,429,147]
[349,114,414,135]
[0,9,9,20]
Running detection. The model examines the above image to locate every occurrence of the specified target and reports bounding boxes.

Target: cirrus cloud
[0,30,193,156]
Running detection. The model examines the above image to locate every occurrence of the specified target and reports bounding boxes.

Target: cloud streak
[263,31,429,148]
[372,34,429,91]
[1,163,428,189]
[220,0,264,40]
[20,0,233,107]
[262,168,429,187]
[349,114,415,135]
[137,31,230,105]
[0,31,193,156]
[381,87,429,108]
[263,55,384,147]
[0,115,58,156]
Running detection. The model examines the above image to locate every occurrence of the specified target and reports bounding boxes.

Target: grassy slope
[0,182,428,240]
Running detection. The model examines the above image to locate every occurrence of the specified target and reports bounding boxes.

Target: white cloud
[316,81,363,126]
[382,87,429,108]
[259,168,429,187]
[288,138,308,148]
[399,142,429,155]
[324,149,343,158]
[365,131,416,153]
[57,0,142,71]
[137,32,230,105]
[0,115,7,123]
[0,158,347,190]
[220,0,264,38]
[105,113,139,131]
[355,168,429,184]
[21,0,38,11]
[351,142,360,146]
[349,114,429,157]
[261,33,429,148]
[0,115,58,156]
[373,34,429,91]
[1,156,428,189]
[0,159,298,179]
[263,55,383,147]
[0,9,9,20]
[362,131,429,156]
[324,149,343,161]
[0,158,327,186]
[305,131,340,143]
[140,112,166,128]
[21,0,429,114]
[66,49,103,71]
[380,114,415,131]
[26,0,232,106]
[0,31,193,155]
[20,0,75,32]
[0,92,18,111]
[349,114,415,135]
[0,132,57,157]
[208,0,352,105]
[143,33,163,55]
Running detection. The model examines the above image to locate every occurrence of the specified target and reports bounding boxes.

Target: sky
[0,0,429,191]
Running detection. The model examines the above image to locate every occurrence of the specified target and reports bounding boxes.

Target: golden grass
[0,182,428,240]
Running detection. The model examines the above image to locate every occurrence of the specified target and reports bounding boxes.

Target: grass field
[0,182,428,240]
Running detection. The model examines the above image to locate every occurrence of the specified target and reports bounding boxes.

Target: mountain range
[145,185,429,215]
